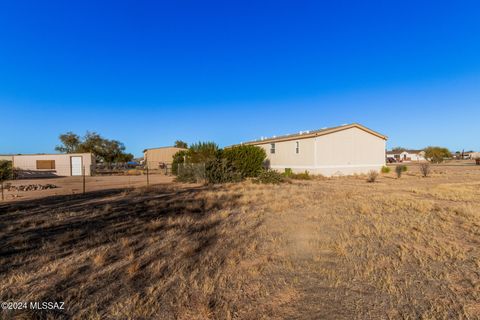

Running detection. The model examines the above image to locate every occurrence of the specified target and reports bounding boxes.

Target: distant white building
[387,150,426,162]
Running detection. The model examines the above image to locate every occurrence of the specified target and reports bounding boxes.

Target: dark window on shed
[270,143,275,154]
[36,160,55,170]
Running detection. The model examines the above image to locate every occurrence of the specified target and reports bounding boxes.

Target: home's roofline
[387,149,424,154]
[143,146,187,153]
[231,123,387,147]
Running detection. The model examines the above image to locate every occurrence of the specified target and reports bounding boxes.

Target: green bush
[254,170,286,184]
[223,145,266,178]
[290,170,312,180]
[381,166,391,173]
[205,158,242,184]
[284,168,293,177]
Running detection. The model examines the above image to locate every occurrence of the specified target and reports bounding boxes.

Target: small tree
[174,140,188,149]
[0,160,13,201]
[424,146,452,164]
[420,163,431,177]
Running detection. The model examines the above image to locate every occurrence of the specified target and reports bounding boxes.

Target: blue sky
[1,1,479,157]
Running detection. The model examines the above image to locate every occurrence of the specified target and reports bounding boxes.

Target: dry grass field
[1,164,479,319]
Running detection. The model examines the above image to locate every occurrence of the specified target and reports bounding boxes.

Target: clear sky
[1,1,479,157]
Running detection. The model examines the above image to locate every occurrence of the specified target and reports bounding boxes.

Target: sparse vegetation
[366,170,379,182]
[381,166,391,173]
[1,165,480,318]
[289,170,312,180]
[420,162,431,177]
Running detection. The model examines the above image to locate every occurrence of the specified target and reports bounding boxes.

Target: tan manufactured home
[237,123,387,176]
[144,146,187,169]
[5,153,95,177]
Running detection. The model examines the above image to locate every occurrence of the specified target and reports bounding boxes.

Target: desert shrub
[205,158,242,184]
[420,163,431,177]
[187,142,219,163]
[395,165,406,178]
[402,165,408,172]
[366,170,379,183]
[290,171,312,180]
[475,158,480,165]
[172,150,188,175]
[284,168,293,177]
[0,160,13,200]
[175,163,206,183]
[254,170,286,184]
[381,166,391,173]
[223,145,266,178]
[0,160,13,182]
[424,146,452,163]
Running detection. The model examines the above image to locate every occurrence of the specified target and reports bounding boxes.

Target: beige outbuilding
[7,153,95,178]
[143,146,187,169]
[237,123,387,176]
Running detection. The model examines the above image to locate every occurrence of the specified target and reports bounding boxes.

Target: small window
[270,143,275,154]
[36,160,55,170]
[295,141,299,154]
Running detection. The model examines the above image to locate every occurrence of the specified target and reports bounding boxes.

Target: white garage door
[71,156,83,176]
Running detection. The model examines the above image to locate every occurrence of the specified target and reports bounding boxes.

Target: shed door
[71,156,83,176]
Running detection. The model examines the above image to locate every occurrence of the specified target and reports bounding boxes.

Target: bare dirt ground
[2,174,174,202]
[0,164,479,319]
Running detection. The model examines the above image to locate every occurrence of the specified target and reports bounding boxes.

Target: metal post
[146,164,150,187]
[82,166,86,194]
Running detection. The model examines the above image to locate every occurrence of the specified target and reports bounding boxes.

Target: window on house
[270,143,275,154]
[36,160,55,170]
[296,141,299,154]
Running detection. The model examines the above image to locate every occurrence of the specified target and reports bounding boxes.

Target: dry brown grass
[1,164,480,319]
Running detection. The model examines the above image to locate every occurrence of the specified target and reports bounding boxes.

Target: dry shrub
[420,162,431,177]
[366,170,379,183]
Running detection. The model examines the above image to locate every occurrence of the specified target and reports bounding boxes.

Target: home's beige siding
[13,153,94,176]
[0,155,13,162]
[256,138,316,169]
[144,147,186,169]
[249,126,386,176]
[314,127,386,176]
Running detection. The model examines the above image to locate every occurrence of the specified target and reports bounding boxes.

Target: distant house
[233,123,387,176]
[469,152,480,159]
[1,153,95,178]
[386,150,426,162]
[143,146,187,169]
